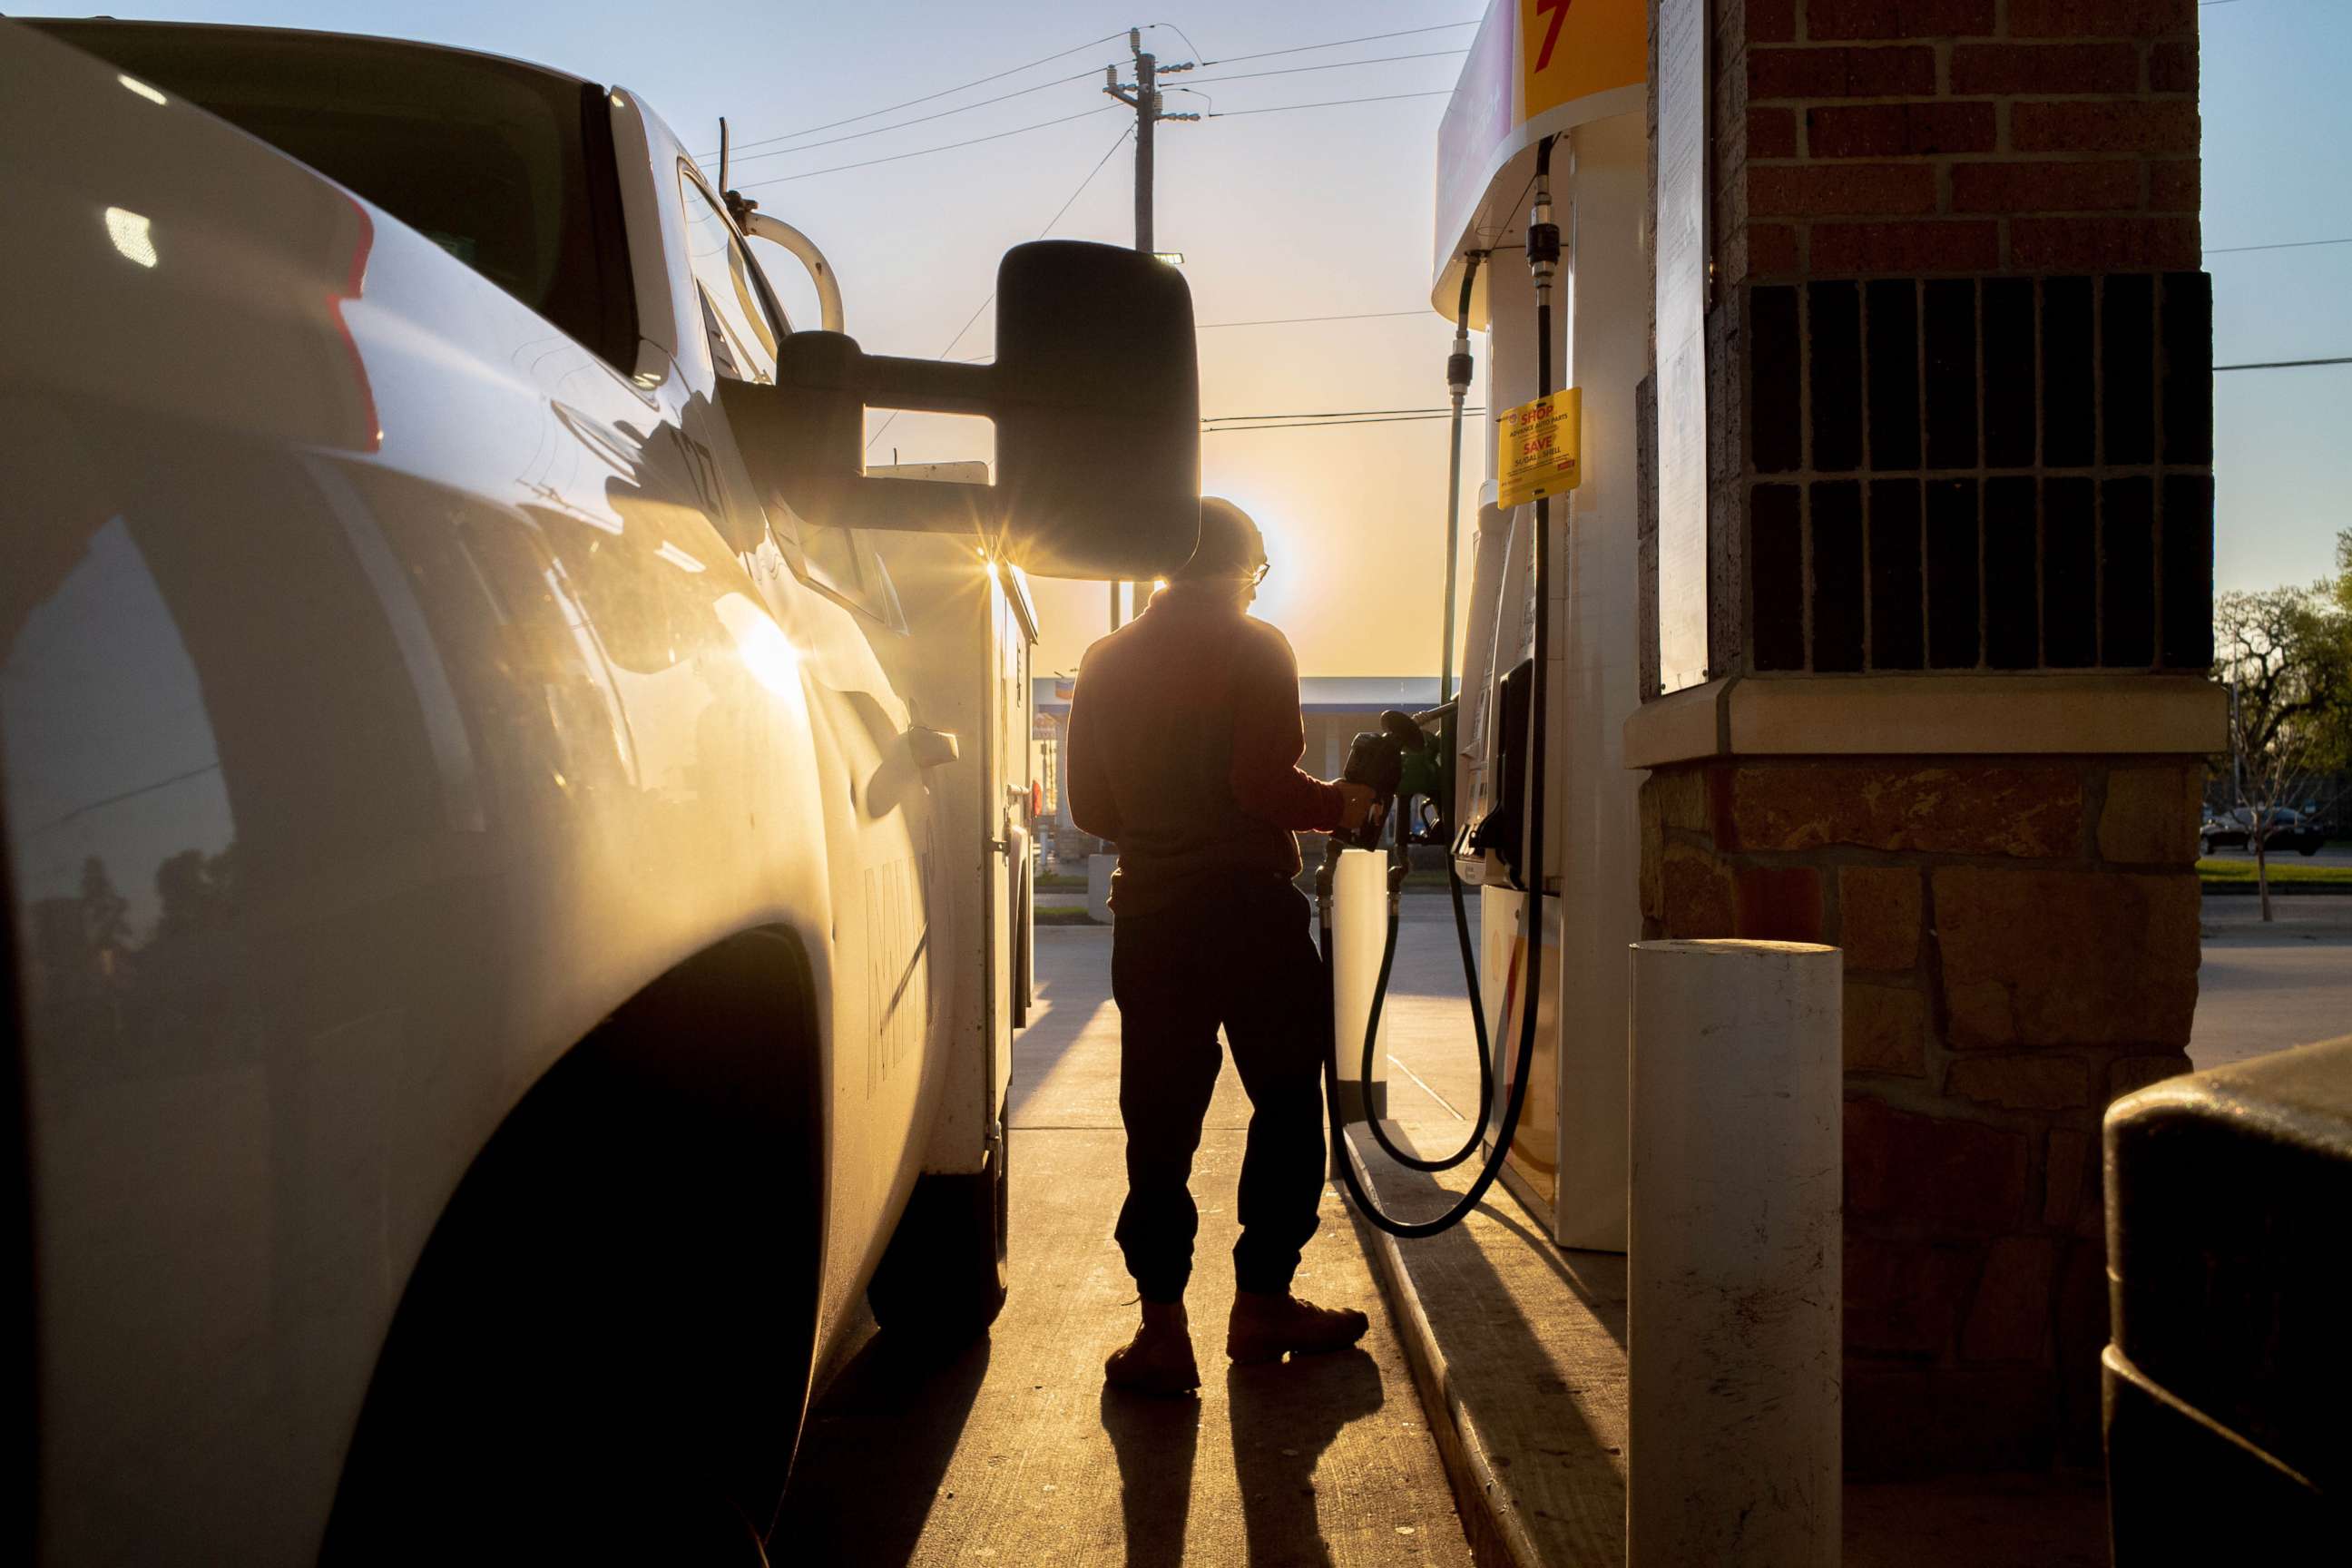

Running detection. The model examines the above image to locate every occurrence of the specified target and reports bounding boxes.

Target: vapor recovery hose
[1322,140,1557,1240]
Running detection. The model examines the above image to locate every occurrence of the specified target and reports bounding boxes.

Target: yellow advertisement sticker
[1497,388,1583,507]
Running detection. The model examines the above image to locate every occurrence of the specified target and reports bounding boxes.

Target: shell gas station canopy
[1429,0,1646,325]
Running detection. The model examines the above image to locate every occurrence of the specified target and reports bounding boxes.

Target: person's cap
[1171,496,1267,581]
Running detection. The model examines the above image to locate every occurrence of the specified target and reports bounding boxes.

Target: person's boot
[1104,1300,1200,1395]
[1225,1290,1370,1365]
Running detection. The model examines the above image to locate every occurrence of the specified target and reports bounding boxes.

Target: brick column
[1637,0,2224,1472]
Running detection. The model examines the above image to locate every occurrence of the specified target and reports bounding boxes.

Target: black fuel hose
[1346,244,1494,1178]
[1345,842,1489,1174]
[1323,138,1558,1239]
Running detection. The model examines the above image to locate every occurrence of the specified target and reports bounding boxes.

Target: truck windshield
[36,21,634,368]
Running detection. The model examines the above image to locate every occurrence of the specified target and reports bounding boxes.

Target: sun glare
[103,207,157,268]
[715,593,802,699]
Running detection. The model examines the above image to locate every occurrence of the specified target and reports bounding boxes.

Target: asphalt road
[2191,846,2342,869]
[1032,881,2351,1083]
[2190,897,2352,1069]
[776,926,1474,1568]
[2199,842,2352,866]
[1367,891,2352,1089]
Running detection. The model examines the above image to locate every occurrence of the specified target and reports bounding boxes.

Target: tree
[2322,527,2352,773]
[2213,567,2352,919]
[76,855,130,958]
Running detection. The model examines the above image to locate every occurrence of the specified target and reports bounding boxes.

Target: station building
[1433,0,2220,1475]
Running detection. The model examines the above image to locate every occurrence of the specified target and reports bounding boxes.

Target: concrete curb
[1338,1128,1548,1568]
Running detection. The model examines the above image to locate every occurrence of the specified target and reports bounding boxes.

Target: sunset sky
[29,0,2352,678]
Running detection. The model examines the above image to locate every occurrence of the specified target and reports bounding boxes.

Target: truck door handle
[907,727,960,769]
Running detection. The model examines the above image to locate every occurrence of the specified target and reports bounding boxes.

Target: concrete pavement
[776,926,1474,1568]
[1345,885,2343,1567]
[778,881,2346,1564]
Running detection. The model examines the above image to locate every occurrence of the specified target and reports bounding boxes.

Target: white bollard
[1328,848,1393,1123]
[1629,939,1842,1567]
[1086,853,1115,925]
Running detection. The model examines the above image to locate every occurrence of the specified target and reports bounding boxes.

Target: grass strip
[2200,858,2352,895]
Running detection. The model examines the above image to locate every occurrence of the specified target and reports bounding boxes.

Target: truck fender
[325,925,829,1555]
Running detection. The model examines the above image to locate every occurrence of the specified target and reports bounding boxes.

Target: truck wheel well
[324,926,828,1559]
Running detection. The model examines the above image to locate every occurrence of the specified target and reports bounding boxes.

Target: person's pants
[1110,876,1327,1303]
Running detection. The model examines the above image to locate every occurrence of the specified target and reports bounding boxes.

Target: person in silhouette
[1066,497,1376,1395]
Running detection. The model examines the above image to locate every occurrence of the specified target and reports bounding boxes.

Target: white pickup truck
[0,17,1198,1564]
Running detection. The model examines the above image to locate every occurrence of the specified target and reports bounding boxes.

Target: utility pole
[1103,27,1196,629]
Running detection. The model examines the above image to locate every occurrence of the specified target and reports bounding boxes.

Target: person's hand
[1336,782,1379,838]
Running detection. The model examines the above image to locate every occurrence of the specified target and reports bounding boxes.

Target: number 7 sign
[1534,0,1574,73]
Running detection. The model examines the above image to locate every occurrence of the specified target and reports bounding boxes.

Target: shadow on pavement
[1348,1128,1629,1558]
[1099,1383,1201,1568]
[1226,1348,1384,1568]
[1009,937,1114,1122]
[1465,1196,1629,1350]
[770,1331,992,1565]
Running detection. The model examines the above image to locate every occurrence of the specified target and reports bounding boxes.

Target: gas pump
[1322,0,1651,1249]
[1318,137,1563,1239]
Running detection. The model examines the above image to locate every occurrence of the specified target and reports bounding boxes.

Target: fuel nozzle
[1338,711,1436,850]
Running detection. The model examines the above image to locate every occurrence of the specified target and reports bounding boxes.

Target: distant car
[2200,806,2326,857]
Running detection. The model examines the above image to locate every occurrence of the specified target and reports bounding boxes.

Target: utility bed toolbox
[2103,1034,2350,1559]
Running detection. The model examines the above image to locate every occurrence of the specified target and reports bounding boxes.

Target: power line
[738,106,1117,190]
[1207,415,1459,426]
[1038,124,1136,236]
[1190,48,1470,89]
[1145,21,1210,62]
[948,304,1433,358]
[2204,236,2352,257]
[1022,359,2349,426]
[723,69,1106,166]
[1205,411,1478,432]
[1200,20,1482,67]
[711,31,1124,155]
[2215,356,2352,371]
[867,123,1134,451]
[1199,309,1432,328]
[1207,412,1463,425]
[1200,359,2347,428]
[1207,405,1465,422]
[1209,89,1455,118]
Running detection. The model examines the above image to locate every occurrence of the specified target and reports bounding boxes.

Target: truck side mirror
[721,240,1201,581]
[990,241,1199,578]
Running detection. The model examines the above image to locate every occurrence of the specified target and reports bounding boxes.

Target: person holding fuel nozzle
[1065,497,1380,1396]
